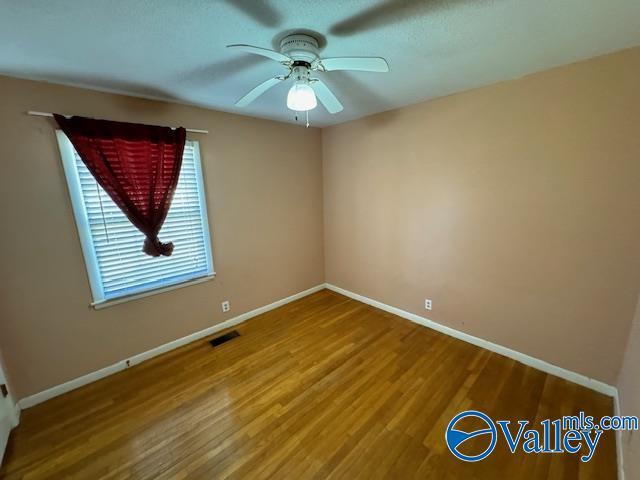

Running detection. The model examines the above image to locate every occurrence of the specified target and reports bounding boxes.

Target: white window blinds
[57,132,214,305]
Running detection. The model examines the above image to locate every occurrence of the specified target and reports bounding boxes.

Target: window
[57,131,214,306]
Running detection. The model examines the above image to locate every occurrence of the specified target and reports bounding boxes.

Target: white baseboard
[18,284,325,410]
[325,283,618,397]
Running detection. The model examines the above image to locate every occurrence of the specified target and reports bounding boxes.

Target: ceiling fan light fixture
[286,81,317,111]
[228,33,388,115]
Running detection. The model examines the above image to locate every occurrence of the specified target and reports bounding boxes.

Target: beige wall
[618,295,640,479]
[1,47,639,401]
[323,47,640,385]
[0,76,324,399]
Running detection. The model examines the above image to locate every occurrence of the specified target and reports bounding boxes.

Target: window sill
[91,273,216,310]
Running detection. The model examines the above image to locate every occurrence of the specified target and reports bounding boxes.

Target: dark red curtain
[55,115,186,257]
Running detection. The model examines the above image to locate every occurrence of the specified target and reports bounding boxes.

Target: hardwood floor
[1,289,617,479]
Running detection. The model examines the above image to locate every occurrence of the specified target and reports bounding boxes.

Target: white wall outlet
[425,299,432,310]
[221,300,230,313]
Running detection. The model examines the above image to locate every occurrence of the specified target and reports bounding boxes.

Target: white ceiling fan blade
[320,57,389,72]
[227,44,291,63]
[235,77,282,107]
[311,79,343,114]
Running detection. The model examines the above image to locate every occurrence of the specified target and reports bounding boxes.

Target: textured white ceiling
[1,0,639,127]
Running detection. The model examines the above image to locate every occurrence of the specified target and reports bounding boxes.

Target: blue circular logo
[446,410,497,462]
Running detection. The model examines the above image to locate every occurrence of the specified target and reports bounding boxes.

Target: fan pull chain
[293,111,311,128]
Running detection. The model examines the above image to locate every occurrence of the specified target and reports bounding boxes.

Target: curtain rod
[26,111,209,134]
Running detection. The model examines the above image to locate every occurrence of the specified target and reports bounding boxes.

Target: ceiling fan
[227,33,389,114]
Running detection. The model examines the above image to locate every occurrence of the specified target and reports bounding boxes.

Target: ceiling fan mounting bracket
[279,34,320,63]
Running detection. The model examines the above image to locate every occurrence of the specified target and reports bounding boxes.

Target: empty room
[0,1,639,479]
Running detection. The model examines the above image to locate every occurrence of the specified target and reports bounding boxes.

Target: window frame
[57,130,215,308]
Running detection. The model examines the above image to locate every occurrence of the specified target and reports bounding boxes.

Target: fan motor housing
[280,34,319,63]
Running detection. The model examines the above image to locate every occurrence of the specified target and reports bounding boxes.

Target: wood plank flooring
[0,289,617,479]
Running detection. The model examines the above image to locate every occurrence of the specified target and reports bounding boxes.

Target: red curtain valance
[55,115,186,257]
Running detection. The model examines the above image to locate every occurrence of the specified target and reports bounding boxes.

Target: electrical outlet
[425,299,432,310]
[221,300,230,313]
